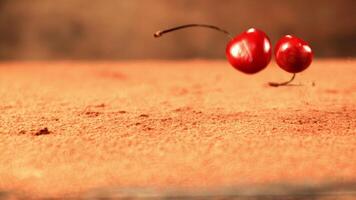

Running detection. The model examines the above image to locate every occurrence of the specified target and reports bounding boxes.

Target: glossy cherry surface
[275,35,313,73]
[226,28,272,74]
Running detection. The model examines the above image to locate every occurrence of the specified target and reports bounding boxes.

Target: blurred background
[0,0,355,60]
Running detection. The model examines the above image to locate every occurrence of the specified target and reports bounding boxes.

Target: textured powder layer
[0,60,355,198]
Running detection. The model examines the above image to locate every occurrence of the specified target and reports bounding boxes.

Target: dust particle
[34,128,50,136]
[94,103,106,108]
[85,111,101,117]
[143,127,154,131]
[173,107,192,112]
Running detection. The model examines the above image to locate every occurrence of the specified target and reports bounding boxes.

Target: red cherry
[226,28,272,74]
[154,24,271,74]
[275,35,313,73]
[269,35,313,87]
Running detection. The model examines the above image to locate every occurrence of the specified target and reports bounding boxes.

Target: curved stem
[154,24,233,39]
[268,73,296,87]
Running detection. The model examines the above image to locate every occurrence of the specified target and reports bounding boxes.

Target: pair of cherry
[154,24,313,87]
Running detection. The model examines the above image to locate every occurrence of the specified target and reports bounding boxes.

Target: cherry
[269,35,313,87]
[154,24,272,74]
[226,28,272,74]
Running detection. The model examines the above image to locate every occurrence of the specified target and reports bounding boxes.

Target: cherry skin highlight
[226,28,272,74]
[275,35,313,73]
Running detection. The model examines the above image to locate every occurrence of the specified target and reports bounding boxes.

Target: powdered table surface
[0,60,355,198]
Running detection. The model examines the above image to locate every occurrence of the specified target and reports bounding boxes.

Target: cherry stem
[268,73,296,87]
[154,24,233,39]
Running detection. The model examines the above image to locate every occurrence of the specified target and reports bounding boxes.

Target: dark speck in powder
[33,128,51,136]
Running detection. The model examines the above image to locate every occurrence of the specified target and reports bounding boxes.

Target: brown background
[0,0,355,60]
